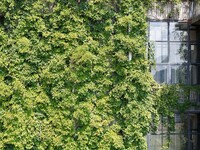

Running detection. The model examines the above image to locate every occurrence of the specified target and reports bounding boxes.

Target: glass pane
[169,134,187,150]
[154,42,168,63]
[152,65,168,84]
[147,134,162,149]
[150,22,168,41]
[191,65,200,85]
[190,30,197,41]
[147,134,187,150]
[171,65,187,84]
[191,44,200,63]
[170,22,188,41]
[170,42,188,63]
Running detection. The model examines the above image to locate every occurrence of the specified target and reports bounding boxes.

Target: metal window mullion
[188,24,191,85]
[168,21,171,84]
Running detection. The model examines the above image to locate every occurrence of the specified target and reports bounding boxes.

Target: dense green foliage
[0,0,163,149]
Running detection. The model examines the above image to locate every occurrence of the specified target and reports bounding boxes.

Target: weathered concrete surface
[148,1,190,21]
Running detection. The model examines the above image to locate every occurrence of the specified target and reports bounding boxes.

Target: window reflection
[170,43,187,63]
[170,22,188,41]
[149,21,189,85]
[152,65,168,84]
[150,22,168,41]
[171,65,187,84]
[154,42,168,63]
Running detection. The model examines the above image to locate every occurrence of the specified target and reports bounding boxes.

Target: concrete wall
[148,1,191,21]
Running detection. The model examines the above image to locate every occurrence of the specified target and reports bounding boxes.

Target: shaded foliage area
[0,0,161,149]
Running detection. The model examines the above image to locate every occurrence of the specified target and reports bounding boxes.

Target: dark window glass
[170,42,188,63]
[191,65,200,85]
[170,22,188,41]
[150,22,168,41]
[190,90,200,103]
[190,30,197,41]
[154,42,168,63]
[191,44,200,63]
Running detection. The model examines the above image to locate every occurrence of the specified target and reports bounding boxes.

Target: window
[190,26,200,85]
[150,22,168,41]
[191,44,198,63]
[170,42,187,63]
[191,65,200,85]
[169,22,188,41]
[154,42,168,63]
[152,65,168,84]
[171,65,187,84]
[149,21,188,84]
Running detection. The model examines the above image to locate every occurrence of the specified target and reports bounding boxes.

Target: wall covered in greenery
[0,0,166,149]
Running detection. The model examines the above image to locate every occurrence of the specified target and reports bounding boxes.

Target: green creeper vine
[0,0,161,149]
[0,0,196,150]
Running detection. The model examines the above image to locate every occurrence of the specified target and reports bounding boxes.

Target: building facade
[148,0,200,149]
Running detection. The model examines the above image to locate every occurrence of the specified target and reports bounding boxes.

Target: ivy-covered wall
[0,0,166,149]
